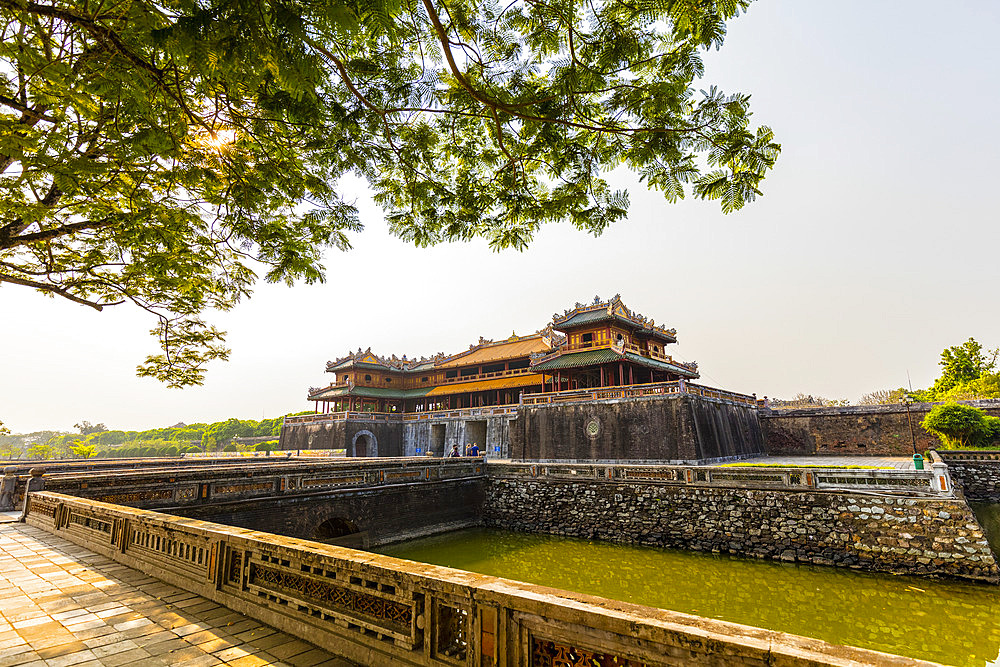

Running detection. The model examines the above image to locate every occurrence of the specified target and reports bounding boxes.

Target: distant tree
[27,444,54,460]
[770,394,850,409]
[75,421,108,435]
[222,444,239,452]
[858,389,907,406]
[922,404,1000,449]
[929,338,998,397]
[0,420,8,436]
[69,443,97,459]
[0,440,18,459]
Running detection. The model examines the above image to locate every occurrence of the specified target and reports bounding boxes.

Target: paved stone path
[737,455,918,470]
[0,523,353,667]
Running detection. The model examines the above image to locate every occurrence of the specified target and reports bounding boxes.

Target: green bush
[222,443,238,452]
[922,403,1000,449]
[183,445,202,454]
[254,441,277,452]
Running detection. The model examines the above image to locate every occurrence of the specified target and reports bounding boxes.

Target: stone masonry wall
[483,477,999,583]
[936,455,1000,502]
[279,419,403,456]
[761,400,1000,456]
[510,394,764,461]
[173,478,484,547]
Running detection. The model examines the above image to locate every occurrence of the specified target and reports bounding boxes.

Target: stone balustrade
[488,461,954,497]
[13,458,485,511]
[23,492,939,666]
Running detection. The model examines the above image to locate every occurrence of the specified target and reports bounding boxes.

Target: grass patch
[720,463,892,469]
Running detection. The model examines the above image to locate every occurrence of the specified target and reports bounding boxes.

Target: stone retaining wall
[936,451,1000,502]
[483,476,999,583]
[172,478,485,547]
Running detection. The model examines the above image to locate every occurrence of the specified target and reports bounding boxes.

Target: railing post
[20,467,45,519]
[0,466,16,511]
[931,462,951,495]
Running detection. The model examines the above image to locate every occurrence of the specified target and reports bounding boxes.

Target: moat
[379,525,1000,667]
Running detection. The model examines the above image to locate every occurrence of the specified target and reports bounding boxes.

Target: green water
[379,527,1000,667]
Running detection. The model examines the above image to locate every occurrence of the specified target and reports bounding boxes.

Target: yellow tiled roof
[436,336,552,368]
[425,374,545,396]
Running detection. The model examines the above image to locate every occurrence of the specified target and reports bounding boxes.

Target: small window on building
[422,377,429,383]
[364,374,372,381]
[582,333,593,343]
[385,377,392,383]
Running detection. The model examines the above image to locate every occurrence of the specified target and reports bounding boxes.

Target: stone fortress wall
[760,400,1000,457]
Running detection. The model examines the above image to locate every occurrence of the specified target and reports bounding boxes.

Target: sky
[3,1,1000,434]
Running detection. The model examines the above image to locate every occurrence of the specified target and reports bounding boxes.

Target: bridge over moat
[2,454,998,665]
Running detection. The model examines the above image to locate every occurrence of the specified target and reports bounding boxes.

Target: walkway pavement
[733,455,917,469]
[0,523,353,667]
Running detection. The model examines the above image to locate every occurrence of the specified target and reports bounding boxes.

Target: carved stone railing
[30,458,485,510]
[23,492,935,666]
[401,406,519,422]
[284,411,400,425]
[520,380,758,408]
[487,461,954,497]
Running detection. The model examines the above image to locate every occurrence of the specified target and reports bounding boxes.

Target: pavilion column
[629,366,634,385]
[619,363,624,386]
[600,366,604,387]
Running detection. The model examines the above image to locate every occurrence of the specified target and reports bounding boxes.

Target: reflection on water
[378,525,1000,667]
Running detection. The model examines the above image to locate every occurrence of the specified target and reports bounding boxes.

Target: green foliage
[183,445,203,454]
[0,0,777,386]
[857,389,907,406]
[74,421,107,435]
[222,444,239,452]
[769,394,850,409]
[921,404,1000,449]
[27,444,54,460]
[255,441,278,452]
[69,443,97,459]
[927,338,999,399]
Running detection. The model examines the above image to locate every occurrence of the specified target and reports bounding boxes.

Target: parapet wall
[936,451,1000,502]
[483,465,999,583]
[172,478,485,547]
[510,394,765,461]
[761,400,1000,456]
[23,492,942,666]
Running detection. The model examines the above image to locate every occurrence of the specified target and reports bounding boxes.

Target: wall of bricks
[761,401,1000,456]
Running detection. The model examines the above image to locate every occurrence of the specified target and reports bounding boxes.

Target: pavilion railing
[520,381,759,408]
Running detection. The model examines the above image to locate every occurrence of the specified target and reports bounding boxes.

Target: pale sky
[3,1,1000,434]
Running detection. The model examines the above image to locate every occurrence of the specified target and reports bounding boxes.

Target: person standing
[467,442,480,457]
[449,444,461,457]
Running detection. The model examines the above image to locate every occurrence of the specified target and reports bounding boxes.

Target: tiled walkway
[737,456,918,469]
[0,523,353,667]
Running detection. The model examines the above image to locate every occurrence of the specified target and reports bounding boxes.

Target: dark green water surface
[378,526,1000,667]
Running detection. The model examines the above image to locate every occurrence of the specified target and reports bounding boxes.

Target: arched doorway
[314,517,365,547]
[351,430,378,457]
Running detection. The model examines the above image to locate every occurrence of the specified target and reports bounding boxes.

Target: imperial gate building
[280,296,765,460]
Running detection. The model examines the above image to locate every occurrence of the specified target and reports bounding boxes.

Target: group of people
[450,442,480,457]
[423,442,482,457]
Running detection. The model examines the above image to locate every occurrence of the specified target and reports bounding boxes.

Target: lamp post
[902,395,917,455]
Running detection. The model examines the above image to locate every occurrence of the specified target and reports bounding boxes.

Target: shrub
[922,403,1000,449]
